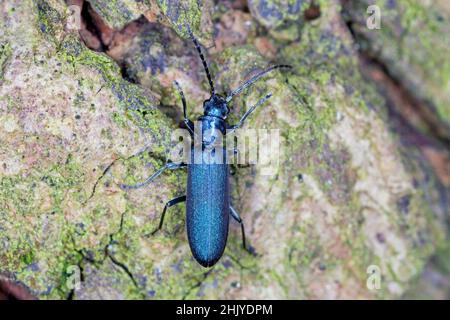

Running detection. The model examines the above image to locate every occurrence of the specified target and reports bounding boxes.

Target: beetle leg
[227,93,273,135]
[173,80,194,135]
[230,164,237,176]
[230,206,257,256]
[119,162,186,190]
[150,195,186,236]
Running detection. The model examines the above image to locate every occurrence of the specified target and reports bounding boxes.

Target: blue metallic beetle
[121,28,291,267]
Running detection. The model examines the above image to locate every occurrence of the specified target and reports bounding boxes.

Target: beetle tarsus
[150,195,186,236]
[230,205,257,256]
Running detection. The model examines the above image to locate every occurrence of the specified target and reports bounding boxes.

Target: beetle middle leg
[150,195,186,236]
[230,206,257,256]
[119,162,186,190]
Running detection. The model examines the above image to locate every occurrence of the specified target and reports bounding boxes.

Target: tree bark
[0,0,448,299]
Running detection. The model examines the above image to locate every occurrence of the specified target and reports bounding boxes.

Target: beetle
[120,27,291,267]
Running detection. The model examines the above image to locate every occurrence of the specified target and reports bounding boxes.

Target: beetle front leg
[227,93,272,135]
[149,195,186,236]
[119,162,186,190]
[230,206,257,256]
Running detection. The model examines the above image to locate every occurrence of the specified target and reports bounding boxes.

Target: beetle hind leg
[149,195,186,236]
[230,206,258,256]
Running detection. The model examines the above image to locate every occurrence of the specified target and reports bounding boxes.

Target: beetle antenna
[226,65,292,103]
[186,25,216,95]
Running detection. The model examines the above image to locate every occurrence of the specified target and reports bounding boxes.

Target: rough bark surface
[0,0,449,299]
[342,0,450,140]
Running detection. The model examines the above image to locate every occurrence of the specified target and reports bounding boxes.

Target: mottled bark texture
[341,0,450,141]
[0,0,449,299]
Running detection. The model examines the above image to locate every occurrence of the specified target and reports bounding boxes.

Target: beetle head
[203,94,230,119]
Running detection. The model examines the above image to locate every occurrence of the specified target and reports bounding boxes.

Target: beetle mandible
[121,26,291,268]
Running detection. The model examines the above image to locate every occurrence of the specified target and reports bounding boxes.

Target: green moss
[89,0,147,29]
[282,74,336,149]
[21,249,35,266]
[58,35,172,145]
[433,242,450,274]
[156,0,203,39]
[112,111,128,128]
[0,170,87,298]
[345,0,450,125]
[400,2,450,90]
[248,0,311,37]
[35,0,62,42]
